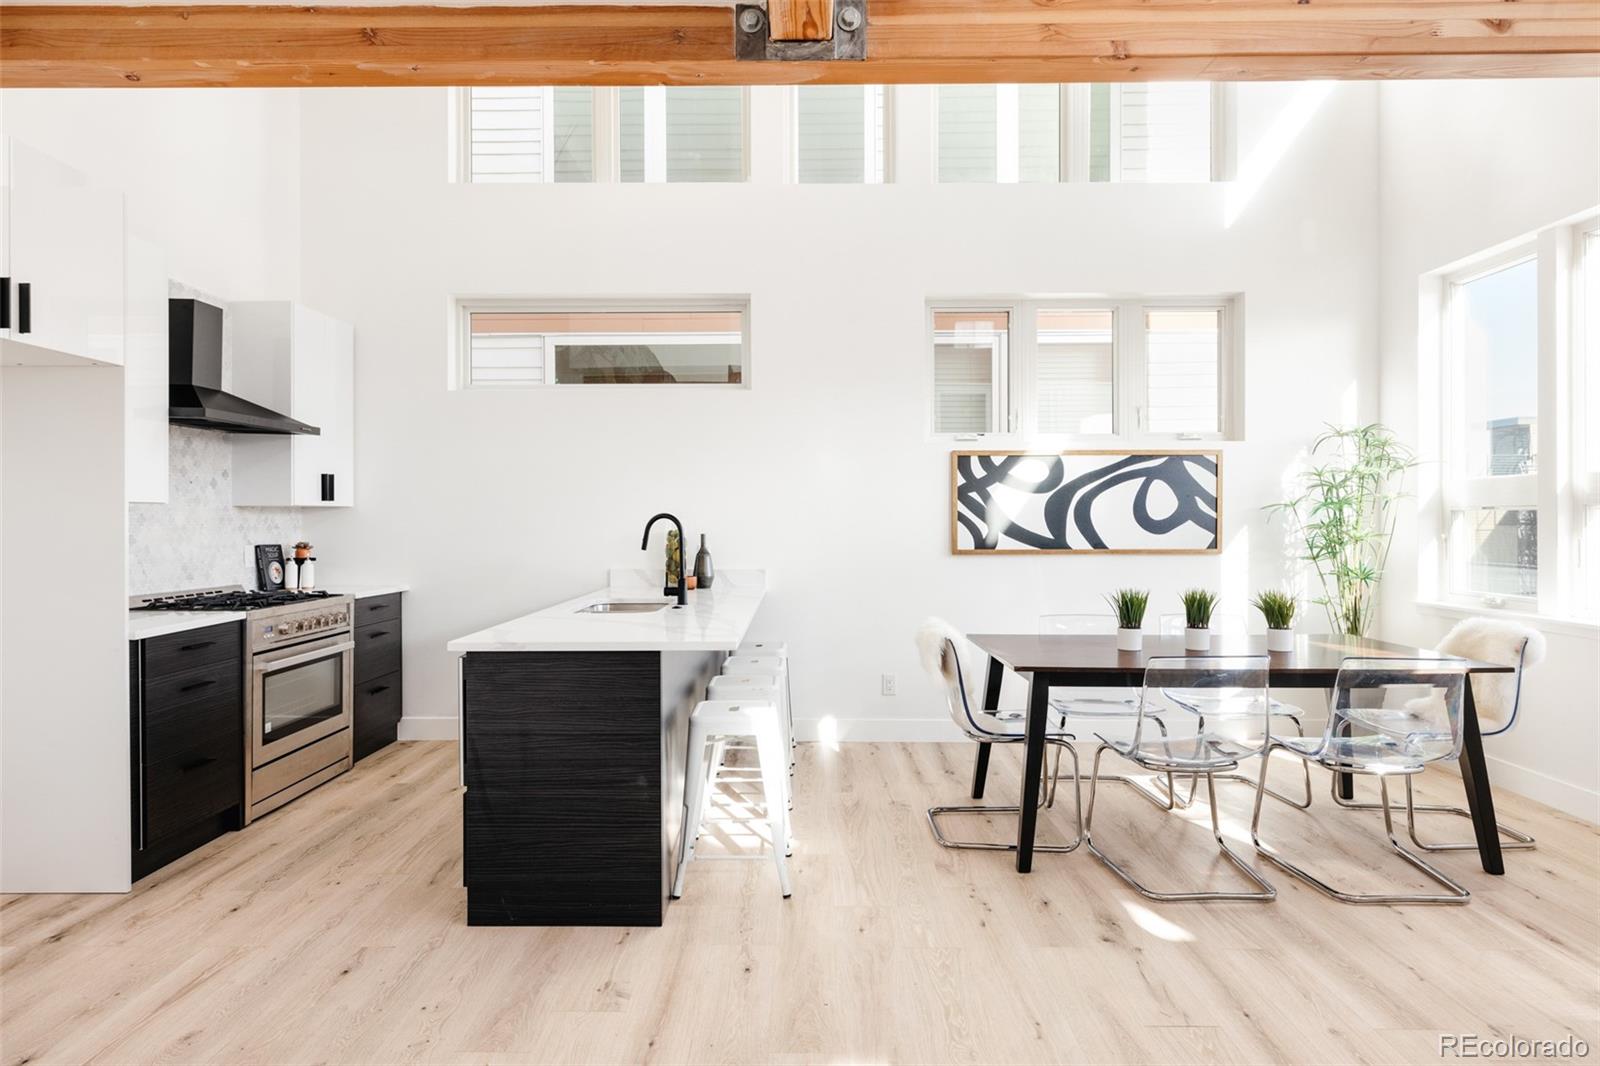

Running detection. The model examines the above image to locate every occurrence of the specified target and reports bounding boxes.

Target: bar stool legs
[672,700,792,901]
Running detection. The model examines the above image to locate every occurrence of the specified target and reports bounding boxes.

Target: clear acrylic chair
[1039,613,1196,811]
[1250,657,1472,905]
[916,618,1083,853]
[1329,632,1537,853]
[1083,655,1277,902]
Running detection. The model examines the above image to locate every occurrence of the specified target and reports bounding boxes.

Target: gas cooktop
[131,586,337,612]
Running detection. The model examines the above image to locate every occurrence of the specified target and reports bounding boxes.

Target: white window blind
[1036,309,1114,434]
[936,85,998,183]
[620,87,746,183]
[1144,309,1221,434]
[795,85,886,183]
[937,85,1060,184]
[466,87,595,183]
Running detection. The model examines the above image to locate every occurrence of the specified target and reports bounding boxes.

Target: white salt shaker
[297,557,315,592]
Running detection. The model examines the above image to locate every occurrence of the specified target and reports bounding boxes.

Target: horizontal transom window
[458,303,749,388]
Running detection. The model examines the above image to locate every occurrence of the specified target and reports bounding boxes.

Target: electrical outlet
[881,673,897,696]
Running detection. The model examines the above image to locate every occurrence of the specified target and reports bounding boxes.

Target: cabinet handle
[17,282,30,334]
[321,473,335,502]
[366,630,390,639]
[179,678,217,693]
[180,640,216,652]
[0,277,9,330]
[366,684,390,696]
[179,756,217,773]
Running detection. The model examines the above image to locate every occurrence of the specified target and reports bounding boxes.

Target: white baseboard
[1433,753,1599,823]
[398,715,458,741]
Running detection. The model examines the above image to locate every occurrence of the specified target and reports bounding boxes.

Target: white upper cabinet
[0,138,125,367]
[230,302,355,508]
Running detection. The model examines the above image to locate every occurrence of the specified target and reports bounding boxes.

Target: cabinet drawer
[141,662,243,755]
[354,593,401,626]
[355,619,401,684]
[142,734,242,846]
[143,622,242,678]
[354,670,402,762]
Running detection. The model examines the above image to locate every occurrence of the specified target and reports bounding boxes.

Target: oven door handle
[253,639,355,672]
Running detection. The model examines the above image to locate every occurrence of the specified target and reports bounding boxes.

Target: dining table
[965,632,1514,875]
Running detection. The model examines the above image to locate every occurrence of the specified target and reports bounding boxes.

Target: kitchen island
[447,570,765,926]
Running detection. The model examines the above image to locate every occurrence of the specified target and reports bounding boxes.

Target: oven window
[263,655,344,743]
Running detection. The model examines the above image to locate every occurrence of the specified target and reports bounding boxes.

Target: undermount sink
[575,601,671,614]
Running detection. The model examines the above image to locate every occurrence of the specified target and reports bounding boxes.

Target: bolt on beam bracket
[734,0,867,61]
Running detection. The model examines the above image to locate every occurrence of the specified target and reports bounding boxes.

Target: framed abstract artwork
[951,450,1222,554]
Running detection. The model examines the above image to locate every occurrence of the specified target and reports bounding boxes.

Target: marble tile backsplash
[128,426,305,593]
[128,280,304,594]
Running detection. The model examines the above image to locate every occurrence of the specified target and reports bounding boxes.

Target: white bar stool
[723,653,794,768]
[672,698,793,900]
[708,672,791,813]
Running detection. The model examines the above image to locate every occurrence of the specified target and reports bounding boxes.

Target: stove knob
[276,622,292,636]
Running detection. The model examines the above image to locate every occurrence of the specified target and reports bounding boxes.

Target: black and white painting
[952,451,1221,554]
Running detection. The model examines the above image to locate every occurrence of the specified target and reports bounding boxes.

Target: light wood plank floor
[3,740,1597,1065]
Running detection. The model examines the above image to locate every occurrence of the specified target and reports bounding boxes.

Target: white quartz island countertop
[448,570,765,653]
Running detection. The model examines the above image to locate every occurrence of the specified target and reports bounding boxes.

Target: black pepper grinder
[693,534,715,589]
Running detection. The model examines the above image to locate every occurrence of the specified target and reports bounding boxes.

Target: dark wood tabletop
[964,631,1513,877]
[967,633,1513,681]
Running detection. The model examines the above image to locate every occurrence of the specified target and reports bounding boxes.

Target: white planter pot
[1266,627,1295,653]
[1184,627,1211,651]
[1116,628,1143,652]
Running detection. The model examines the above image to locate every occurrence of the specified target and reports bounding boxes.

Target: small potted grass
[1180,588,1219,651]
[1105,588,1149,652]
[1252,590,1298,653]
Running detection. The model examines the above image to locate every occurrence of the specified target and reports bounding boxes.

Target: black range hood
[168,299,320,436]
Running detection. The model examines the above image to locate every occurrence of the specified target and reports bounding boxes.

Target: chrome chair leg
[1083,745,1275,903]
[1109,718,1201,812]
[1251,748,1470,905]
[928,741,1083,854]
[1329,771,1535,852]
[1212,713,1314,810]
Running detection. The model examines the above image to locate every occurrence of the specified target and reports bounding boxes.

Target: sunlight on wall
[1221,525,1252,619]
[1225,82,1337,228]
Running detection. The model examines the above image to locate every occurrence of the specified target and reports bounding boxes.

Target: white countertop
[127,582,409,640]
[447,570,765,653]
[128,610,247,641]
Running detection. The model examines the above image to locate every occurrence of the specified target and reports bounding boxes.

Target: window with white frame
[458,302,748,387]
[936,83,1221,184]
[794,85,888,183]
[1436,213,1600,618]
[458,87,747,183]
[1442,251,1541,602]
[930,297,1236,438]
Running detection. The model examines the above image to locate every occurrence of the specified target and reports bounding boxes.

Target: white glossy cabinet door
[231,301,355,508]
[0,139,125,367]
[124,232,169,503]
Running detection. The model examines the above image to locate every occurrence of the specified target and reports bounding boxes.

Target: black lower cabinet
[462,648,712,926]
[131,621,245,881]
[353,592,404,762]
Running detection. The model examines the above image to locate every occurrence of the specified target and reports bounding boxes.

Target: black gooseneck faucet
[640,512,688,606]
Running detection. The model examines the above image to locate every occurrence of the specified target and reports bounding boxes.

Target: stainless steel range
[132,586,355,822]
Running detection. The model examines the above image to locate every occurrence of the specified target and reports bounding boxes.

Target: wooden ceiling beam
[2,2,1596,89]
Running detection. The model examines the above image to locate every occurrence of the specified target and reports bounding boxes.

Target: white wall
[0,89,301,301]
[296,83,1381,741]
[1376,78,1600,821]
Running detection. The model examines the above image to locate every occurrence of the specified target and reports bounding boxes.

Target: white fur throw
[916,617,978,708]
[1437,617,1546,732]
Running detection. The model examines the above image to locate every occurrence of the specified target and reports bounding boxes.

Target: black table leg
[1014,673,1049,873]
[1457,681,1505,875]
[1337,696,1354,798]
[970,655,1005,800]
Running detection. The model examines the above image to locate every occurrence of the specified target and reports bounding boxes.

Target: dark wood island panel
[461,648,717,926]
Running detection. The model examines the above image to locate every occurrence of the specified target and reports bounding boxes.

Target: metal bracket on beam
[735,0,866,61]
